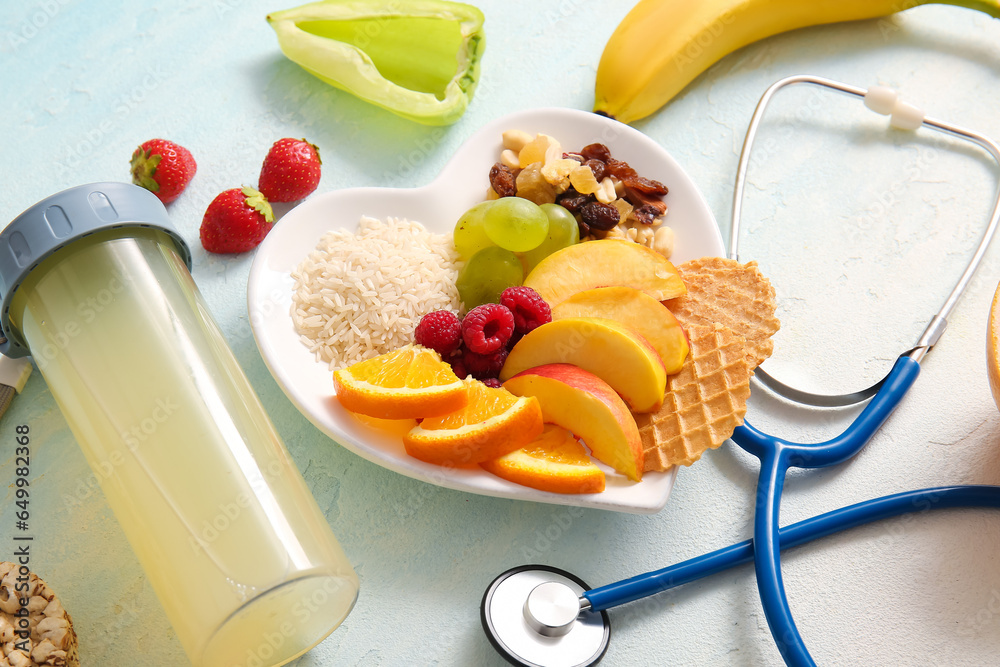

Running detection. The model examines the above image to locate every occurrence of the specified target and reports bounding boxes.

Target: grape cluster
[453,198,579,309]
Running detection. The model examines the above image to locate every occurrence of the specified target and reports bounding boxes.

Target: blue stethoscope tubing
[583,484,1000,613]
[580,354,924,663]
[730,358,918,666]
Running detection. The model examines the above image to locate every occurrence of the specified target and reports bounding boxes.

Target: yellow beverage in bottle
[8,226,358,666]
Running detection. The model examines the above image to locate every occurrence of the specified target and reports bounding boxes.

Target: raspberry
[462,304,514,354]
[463,347,508,380]
[500,286,552,335]
[481,378,503,388]
[414,310,463,356]
[450,357,468,379]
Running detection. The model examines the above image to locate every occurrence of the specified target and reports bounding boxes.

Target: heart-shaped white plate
[248,107,724,514]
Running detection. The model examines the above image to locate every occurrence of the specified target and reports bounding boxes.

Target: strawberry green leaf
[242,186,275,224]
[130,148,162,193]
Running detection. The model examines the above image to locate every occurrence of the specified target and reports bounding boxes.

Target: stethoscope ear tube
[735,352,922,666]
[729,75,1000,407]
[579,485,1000,614]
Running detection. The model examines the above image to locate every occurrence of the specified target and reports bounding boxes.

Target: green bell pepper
[267,0,485,126]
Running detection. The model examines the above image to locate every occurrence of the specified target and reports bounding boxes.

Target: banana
[594,0,1000,124]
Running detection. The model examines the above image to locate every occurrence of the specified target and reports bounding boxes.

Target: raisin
[632,204,660,225]
[489,162,516,198]
[606,158,668,196]
[577,219,591,238]
[580,201,620,231]
[583,159,607,183]
[556,189,590,213]
[630,175,668,195]
[581,143,611,163]
[624,187,668,216]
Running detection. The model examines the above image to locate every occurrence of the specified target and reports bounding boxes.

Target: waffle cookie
[665,257,780,369]
[636,324,752,471]
[0,562,79,667]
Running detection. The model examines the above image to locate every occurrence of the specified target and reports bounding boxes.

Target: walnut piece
[0,564,78,667]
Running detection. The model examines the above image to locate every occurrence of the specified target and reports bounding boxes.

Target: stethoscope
[481,75,1000,667]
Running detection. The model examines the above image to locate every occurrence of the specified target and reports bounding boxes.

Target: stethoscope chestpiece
[481,564,610,667]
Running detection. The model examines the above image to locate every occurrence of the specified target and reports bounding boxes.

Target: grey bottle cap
[0,182,192,358]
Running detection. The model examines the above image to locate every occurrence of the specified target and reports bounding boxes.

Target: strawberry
[258,138,322,202]
[199,187,275,254]
[130,139,197,204]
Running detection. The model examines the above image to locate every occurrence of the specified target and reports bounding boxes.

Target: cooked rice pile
[291,216,463,369]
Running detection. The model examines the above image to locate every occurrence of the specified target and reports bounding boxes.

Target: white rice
[291,216,463,369]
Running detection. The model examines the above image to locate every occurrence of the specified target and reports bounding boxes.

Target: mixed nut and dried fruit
[487,130,675,257]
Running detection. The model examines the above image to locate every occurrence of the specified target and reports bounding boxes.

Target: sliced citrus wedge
[481,424,606,494]
[403,379,543,465]
[989,280,1000,411]
[333,344,467,419]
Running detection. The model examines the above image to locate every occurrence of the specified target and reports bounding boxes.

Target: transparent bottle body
[9,228,358,667]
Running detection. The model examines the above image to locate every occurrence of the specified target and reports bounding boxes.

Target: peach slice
[551,286,689,374]
[503,364,643,482]
[499,317,667,413]
[523,238,686,306]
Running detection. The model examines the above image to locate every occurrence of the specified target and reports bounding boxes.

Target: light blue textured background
[4,1,1000,665]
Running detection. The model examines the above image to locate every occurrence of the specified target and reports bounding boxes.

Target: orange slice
[988,280,1000,411]
[403,379,544,466]
[481,424,606,494]
[333,345,467,419]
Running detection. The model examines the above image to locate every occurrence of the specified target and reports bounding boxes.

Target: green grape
[521,203,581,272]
[483,197,549,253]
[456,246,524,309]
[453,200,497,260]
